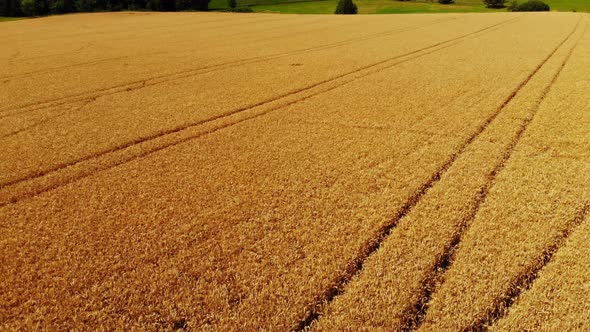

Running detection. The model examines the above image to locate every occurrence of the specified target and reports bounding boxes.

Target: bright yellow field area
[1,12,589,331]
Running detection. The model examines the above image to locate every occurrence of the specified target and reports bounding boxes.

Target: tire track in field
[0,16,521,207]
[0,18,344,135]
[0,14,279,46]
[457,22,586,332]
[403,17,585,332]
[0,100,94,139]
[0,16,455,114]
[0,16,304,79]
[0,15,460,117]
[0,17,456,140]
[466,202,590,332]
[295,16,581,332]
[475,203,590,332]
[0,55,129,80]
[0,19,290,81]
[0,17,346,92]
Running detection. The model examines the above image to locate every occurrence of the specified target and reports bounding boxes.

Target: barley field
[1,12,589,331]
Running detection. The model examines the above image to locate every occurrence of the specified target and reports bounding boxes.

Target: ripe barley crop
[1,11,588,331]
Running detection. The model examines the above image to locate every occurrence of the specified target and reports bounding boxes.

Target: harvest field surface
[1,11,590,331]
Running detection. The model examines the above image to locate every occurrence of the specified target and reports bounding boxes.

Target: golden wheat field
[1,11,590,331]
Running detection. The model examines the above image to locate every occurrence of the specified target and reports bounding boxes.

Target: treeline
[0,0,210,16]
[485,0,549,10]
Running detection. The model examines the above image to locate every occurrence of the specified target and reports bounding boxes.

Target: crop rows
[1,12,588,331]
[0,14,517,204]
[313,15,587,331]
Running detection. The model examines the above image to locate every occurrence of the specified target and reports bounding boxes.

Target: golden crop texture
[1,11,589,331]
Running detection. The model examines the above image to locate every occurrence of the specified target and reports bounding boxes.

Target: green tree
[74,0,96,11]
[227,0,235,8]
[128,0,146,10]
[483,0,505,8]
[176,0,189,9]
[51,0,75,12]
[21,0,48,15]
[106,0,125,10]
[158,0,174,10]
[334,0,357,14]
[21,0,34,14]
[507,0,518,10]
[1,0,22,16]
[146,0,158,9]
[513,0,549,11]
[192,0,208,10]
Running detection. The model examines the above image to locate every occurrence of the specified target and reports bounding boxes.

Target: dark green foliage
[127,0,146,9]
[510,0,549,11]
[158,0,174,10]
[175,0,209,10]
[483,0,505,8]
[36,0,49,13]
[438,0,454,4]
[21,0,48,15]
[223,5,251,11]
[94,0,107,9]
[231,6,251,11]
[193,0,209,10]
[106,0,125,10]
[175,0,190,9]
[506,0,517,10]
[1,0,208,16]
[20,0,34,14]
[51,0,75,12]
[74,0,95,11]
[227,0,235,8]
[146,0,158,9]
[334,0,356,14]
[1,0,22,16]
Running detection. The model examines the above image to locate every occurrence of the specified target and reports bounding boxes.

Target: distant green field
[0,17,26,21]
[210,0,590,14]
[545,0,590,12]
